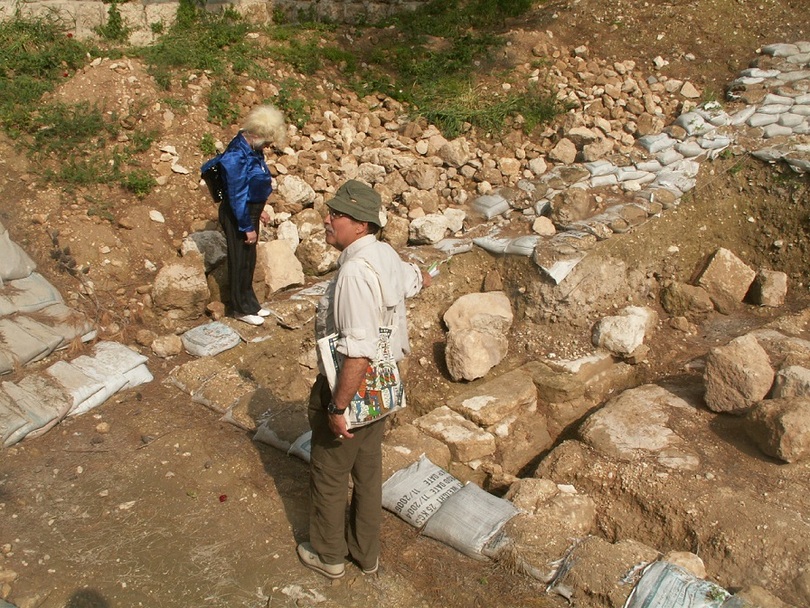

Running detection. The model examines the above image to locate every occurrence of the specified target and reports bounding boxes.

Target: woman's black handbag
[200,155,226,203]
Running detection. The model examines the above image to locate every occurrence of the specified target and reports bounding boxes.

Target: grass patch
[27,102,118,157]
[199,132,218,156]
[0,14,89,133]
[137,0,251,80]
[207,81,241,126]
[417,83,561,138]
[347,0,557,136]
[274,78,310,128]
[120,169,157,198]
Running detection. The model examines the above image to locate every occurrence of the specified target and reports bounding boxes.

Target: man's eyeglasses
[328,208,351,220]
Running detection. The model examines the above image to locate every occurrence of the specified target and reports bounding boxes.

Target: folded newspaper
[316,328,405,429]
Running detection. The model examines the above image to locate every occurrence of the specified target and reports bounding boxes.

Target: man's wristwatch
[327,401,346,415]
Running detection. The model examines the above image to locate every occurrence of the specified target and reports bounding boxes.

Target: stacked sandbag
[0,341,152,447]
[0,220,96,375]
[381,455,520,561]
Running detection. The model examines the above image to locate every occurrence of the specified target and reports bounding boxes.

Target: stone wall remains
[0,0,424,44]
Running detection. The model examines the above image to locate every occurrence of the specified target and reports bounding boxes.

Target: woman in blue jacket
[218,105,286,326]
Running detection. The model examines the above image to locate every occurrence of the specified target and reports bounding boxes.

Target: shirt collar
[337,234,376,267]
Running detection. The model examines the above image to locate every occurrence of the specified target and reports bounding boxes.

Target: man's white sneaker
[235,314,264,326]
[297,542,345,579]
[257,308,272,317]
[361,557,379,575]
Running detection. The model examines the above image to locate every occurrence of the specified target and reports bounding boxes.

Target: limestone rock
[152,252,210,321]
[696,247,756,302]
[746,397,810,463]
[257,240,305,293]
[704,333,775,414]
[413,405,496,463]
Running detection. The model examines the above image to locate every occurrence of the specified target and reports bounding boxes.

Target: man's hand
[245,230,258,244]
[328,412,353,440]
[329,356,369,441]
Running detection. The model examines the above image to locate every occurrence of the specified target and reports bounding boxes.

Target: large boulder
[152,252,210,321]
[704,333,774,414]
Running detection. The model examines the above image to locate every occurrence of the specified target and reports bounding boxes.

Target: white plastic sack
[16,375,73,439]
[624,560,730,608]
[1,378,69,444]
[0,389,29,447]
[0,318,54,365]
[0,273,62,316]
[89,341,152,388]
[253,403,310,453]
[45,360,107,416]
[21,302,96,345]
[421,482,520,560]
[287,430,312,463]
[70,355,130,404]
[182,322,241,357]
[381,455,464,527]
[0,222,37,281]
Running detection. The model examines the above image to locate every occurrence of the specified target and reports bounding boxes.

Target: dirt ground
[1,1,810,607]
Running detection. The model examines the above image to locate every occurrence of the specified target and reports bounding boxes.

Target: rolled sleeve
[401,261,423,299]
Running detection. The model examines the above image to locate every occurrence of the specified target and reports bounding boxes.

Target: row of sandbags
[0,341,153,447]
[0,221,96,374]
[252,421,740,608]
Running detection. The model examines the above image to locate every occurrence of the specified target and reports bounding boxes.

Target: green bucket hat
[326,180,386,227]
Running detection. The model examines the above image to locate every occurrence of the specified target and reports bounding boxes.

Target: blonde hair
[242,104,287,148]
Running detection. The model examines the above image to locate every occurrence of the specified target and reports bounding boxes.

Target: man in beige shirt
[297,180,429,579]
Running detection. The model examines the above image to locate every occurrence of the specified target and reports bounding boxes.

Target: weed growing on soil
[347,0,560,136]
[0,14,89,134]
[95,1,131,43]
[199,132,217,156]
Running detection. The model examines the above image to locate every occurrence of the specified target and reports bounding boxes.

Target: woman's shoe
[235,314,264,326]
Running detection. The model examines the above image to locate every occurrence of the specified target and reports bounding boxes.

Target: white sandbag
[421,483,521,560]
[0,388,29,446]
[254,420,290,451]
[45,360,107,416]
[0,273,62,316]
[624,560,729,608]
[381,455,464,527]
[15,375,72,439]
[21,302,96,346]
[0,350,13,376]
[1,378,69,444]
[181,321,242,357]
[123,363,153,387]
[0,318,53,365]
[70,355,130,403]
[0,222,37,281]
[287,430,312,463]
[88,341,152,388]
[9,315,66,355]
[253,403,310,452]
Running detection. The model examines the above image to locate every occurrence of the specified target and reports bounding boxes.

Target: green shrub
[120,169,156,198]
[128,129,158,154]
[95,1,131,43]
[200,132,217,156]
[207,82,240,126]
[274,78,310,128]
[28,102,117,156]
